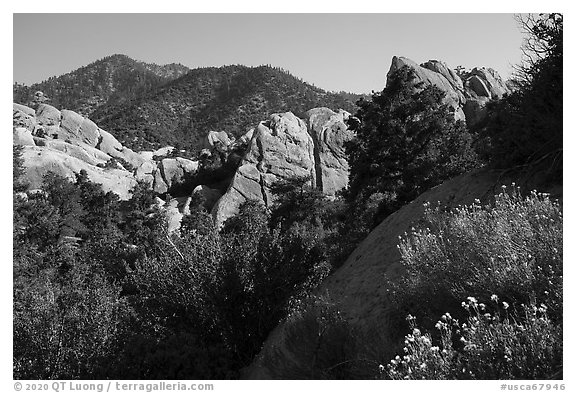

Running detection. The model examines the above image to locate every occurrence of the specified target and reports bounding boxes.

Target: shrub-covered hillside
[13,54,190,117]
[91,65,362,151]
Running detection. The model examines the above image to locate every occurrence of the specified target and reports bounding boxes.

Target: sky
[13,13,525,94]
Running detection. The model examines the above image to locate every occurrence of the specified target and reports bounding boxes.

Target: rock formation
[13,103,198,202]
[387,56,510,126]
[306,108,354,197]
[212,112,316,226]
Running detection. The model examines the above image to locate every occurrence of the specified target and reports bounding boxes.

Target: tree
[479,14,562,177]
[346,67,480,225]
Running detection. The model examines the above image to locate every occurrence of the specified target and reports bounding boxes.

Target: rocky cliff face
[307,108,354,197]
[388,56,510,126]
[13,103,198,229]
[212,109,354,227]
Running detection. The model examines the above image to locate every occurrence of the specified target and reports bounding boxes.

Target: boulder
[164,198,183,233]
[35,104,61,126]
[153,169,169,194]
[13,127,35,146]
[467,67,509,99]
[212,112,316,227]
[204,130,233,151]
[462,67,510,127]
[152,146,175,158]
[388,56,466,121]
[306,108,354,196]
[158,157,199,190]
[237,128,254,146]
[134,160,158,185]
[13,104,37,132]
[59,110,101,147]
[467,75,491,98]
[421,59,464,91]
[96,128,148,169]
[20,146,136,200]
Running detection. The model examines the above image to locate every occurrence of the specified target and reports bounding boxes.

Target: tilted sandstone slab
[388,56,466,121]
[212,112,316,227]
[21,146,136,200]
[306,107,354,197]
[386,56,510,127]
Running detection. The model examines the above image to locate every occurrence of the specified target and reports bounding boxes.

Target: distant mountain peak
[13,54,191,117]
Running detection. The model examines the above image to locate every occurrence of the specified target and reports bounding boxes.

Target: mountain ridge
[14,54,365,152]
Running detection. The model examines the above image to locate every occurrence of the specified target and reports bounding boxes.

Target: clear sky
[13,13,525,94]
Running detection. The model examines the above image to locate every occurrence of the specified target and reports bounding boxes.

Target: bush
[385,297,562,380]
[346,67,480,223]
[389,185,563,333]
[479,14,562,177]
[263,295,359,379]
[14,257,128,379]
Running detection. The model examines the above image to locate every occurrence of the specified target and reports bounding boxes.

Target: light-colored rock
[152,146,175,158]
[153,169,168,194]
[158,157,199,190]
[204,131,233,150]
[387,57,510,127]
[212,112,316,227]
[164,198,183,232]
[467,75,491,98]
[134,160,158,185]
[467,67,509,99]
[59,110,101,147]
[21,146,136,200]
[13,104,37,133]
[462,67,510,127]
[35,104,61,126]
[237,128,254,146]
[306,108,354,196]
[13,103,36,117]
[13,127,35,146]
[33,139,110,166]
[139,151,155,160]
[388,56,466,121]
[97,128,147,169]
[421,60,464,91]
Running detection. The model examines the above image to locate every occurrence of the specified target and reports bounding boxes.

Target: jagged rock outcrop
[462,67,510,126]
[156,157,199,193]
[20,146,136,200]
[387,56,510,126]
[212,108,355,226]
[245,168,562,378]
[13,103,198,202]
[203,130,233,151]
[388,56,466,121]
[212,112,316,226]
[306,108,354,196]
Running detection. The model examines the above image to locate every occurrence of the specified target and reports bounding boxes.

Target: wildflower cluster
[390,184,562,330]
[386,296,562,380]
[386,314,458,379]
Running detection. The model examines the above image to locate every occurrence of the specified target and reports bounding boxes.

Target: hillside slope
[246,167,562,378]
[13,54,190,118]
[91,65,362,151]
